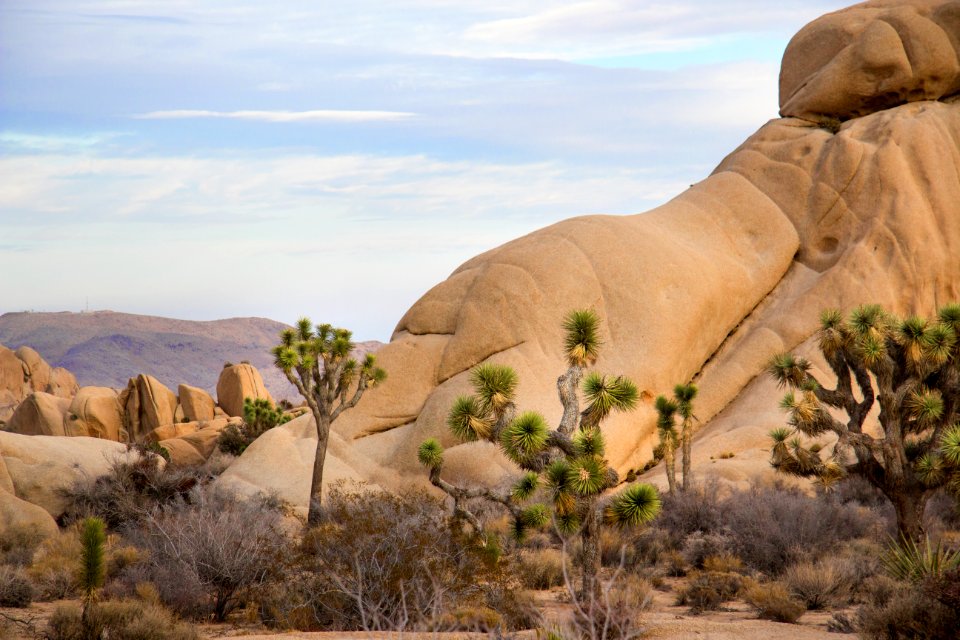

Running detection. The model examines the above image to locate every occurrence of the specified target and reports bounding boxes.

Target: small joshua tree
[417,309,661,597]
[79,517,106,626]
[768,303,960,540]
[218,397,292,456]
[654,384,699,494]
[272,319,386,526]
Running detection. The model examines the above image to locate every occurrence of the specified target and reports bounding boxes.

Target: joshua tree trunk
[579,504,601,598]
[307,412,331,526]
[681,424,692,491]
[663,440,677,495]
[886,485,929,542]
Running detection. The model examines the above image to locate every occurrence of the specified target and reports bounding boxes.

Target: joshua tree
[654,383,699,493]
[79,517,106,626]
[272,319,386,525]
[417,309,661,597]
[768,303,960,540]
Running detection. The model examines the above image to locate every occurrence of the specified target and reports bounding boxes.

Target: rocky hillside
[0,311,381,401]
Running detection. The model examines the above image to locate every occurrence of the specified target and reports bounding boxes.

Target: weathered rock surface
[781,0,960,120]
[0,344,78,424]
[328,0,960,490]
[0,431,143,518]
[119,374,178,441]
[217,363,273,417]
[178,384,215,422]
[66,386,125,440]
[7,392,69,436]
[0,489,59,541]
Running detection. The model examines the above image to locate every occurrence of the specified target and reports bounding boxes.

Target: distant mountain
[0,311,382,401]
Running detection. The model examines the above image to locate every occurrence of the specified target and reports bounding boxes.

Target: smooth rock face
[7,392,69,436]
[216,363,273,417]
[178,384,215,422]
[0,489,59,542]
[0,431,142,518]
[66,387,125,440]
[780,0,960,120]
[120,374,178,441]
[328,1,960,490]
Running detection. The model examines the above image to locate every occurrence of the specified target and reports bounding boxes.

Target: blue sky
[0,1,849,340]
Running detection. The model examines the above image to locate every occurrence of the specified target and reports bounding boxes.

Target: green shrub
[217,397,291,456]
[743,581,804,623]
[0,565,34,607]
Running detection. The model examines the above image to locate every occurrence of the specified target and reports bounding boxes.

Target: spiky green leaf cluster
[582,373,638,427]
[79,516,107,597]
[563,308,601,367]
[471,363,518,414]
[499,411,549,463]
[417,439,444,470]
[512,472,540,501]
[566,457,607,496]
[883,535,960,583]
[574,428,605,458]
[604,483,661,527]
[447,395,491,441]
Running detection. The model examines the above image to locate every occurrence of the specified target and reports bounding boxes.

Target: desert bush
[926,490,960,532]
[655,482,724,538]
[660,550,687,577]
[701,553,744,574]
[681,532,733,570]
[431,606,503,632]
[859,574,899,607]
[569,572,651,640]
[630,527,671,566]
[834,475,889,509]
[519,548,565,589]
[47,599,198,640]
[0,565,34,607]
[290,484,531,632]
[783,557,853,609]
[217,397,291,456]
[27,528,81,600]
[721,483,878,575]
[598,528,640,568]
[121,487,286,621]
[61,454,202,529]
[924,567,960,609]
[675,570,746,613]
[742,581,804,623]
[856,585,960,640]
[0,523,44,567]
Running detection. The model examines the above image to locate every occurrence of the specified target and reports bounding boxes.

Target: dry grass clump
[518,548,565,589]
[675,570,749,613]
[783,557,854,609]
[856,585,960,640]
[47,598,199,640]
[742,581,805,623]
[0,523,45,567]
[0,565,34,607]
[569,573,651,640]
[27,527,82,600]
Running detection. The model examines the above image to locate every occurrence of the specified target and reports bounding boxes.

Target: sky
[0,1,851,341]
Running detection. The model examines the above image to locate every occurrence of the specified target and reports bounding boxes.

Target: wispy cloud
[133,109,417,123]
[0,131,126,152]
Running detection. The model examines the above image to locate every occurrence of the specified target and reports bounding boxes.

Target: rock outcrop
[178,384,215,422]
[0,344,78,424]
[327,0,960,489]
[217,363,273,417]
[7,392,69,436]
[65,387,125,440]
[119,374,178,442]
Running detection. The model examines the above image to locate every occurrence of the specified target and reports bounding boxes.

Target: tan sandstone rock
[6,392,69,436]
[323,1,960,491]
[178,384,215,422]
[780,0,960,120]
[0,489,59,542]
[0,431,144,518]
[119,374,178,441]
[149,417,239,466]
[66,386,125,440]
[216,363,273,417]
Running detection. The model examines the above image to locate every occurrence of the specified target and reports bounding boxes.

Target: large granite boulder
[178,384,215,422]
[119,374,178,441]
[6,392,69,436]
[324,0,960,490]
[780,0,960,120]
[66,386,125,440]
[216,363,273,417]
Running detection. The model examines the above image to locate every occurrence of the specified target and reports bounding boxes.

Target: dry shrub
[721,483,878,575]
[47,599,198,640]
[598,528,640,568]
[655,482,724,538]
[285,484,535,632]
[570,573,651,640]
[431,606,503,632]
[856,584,960,640]
[0,523,44,567]
[119,487,286,622]
[660,550,687,577]
[681,532,733,570]
[742,581,804,623]
[630,527,671,565]
[783,557,854,609]
[701,553,744,574]
[519,548,565,589]
[61,454,202,530]
[924,567,960,609]
[859,574,899,607]
[675,570,747,612]
[0,565,34,607]
[27,528,81,600]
